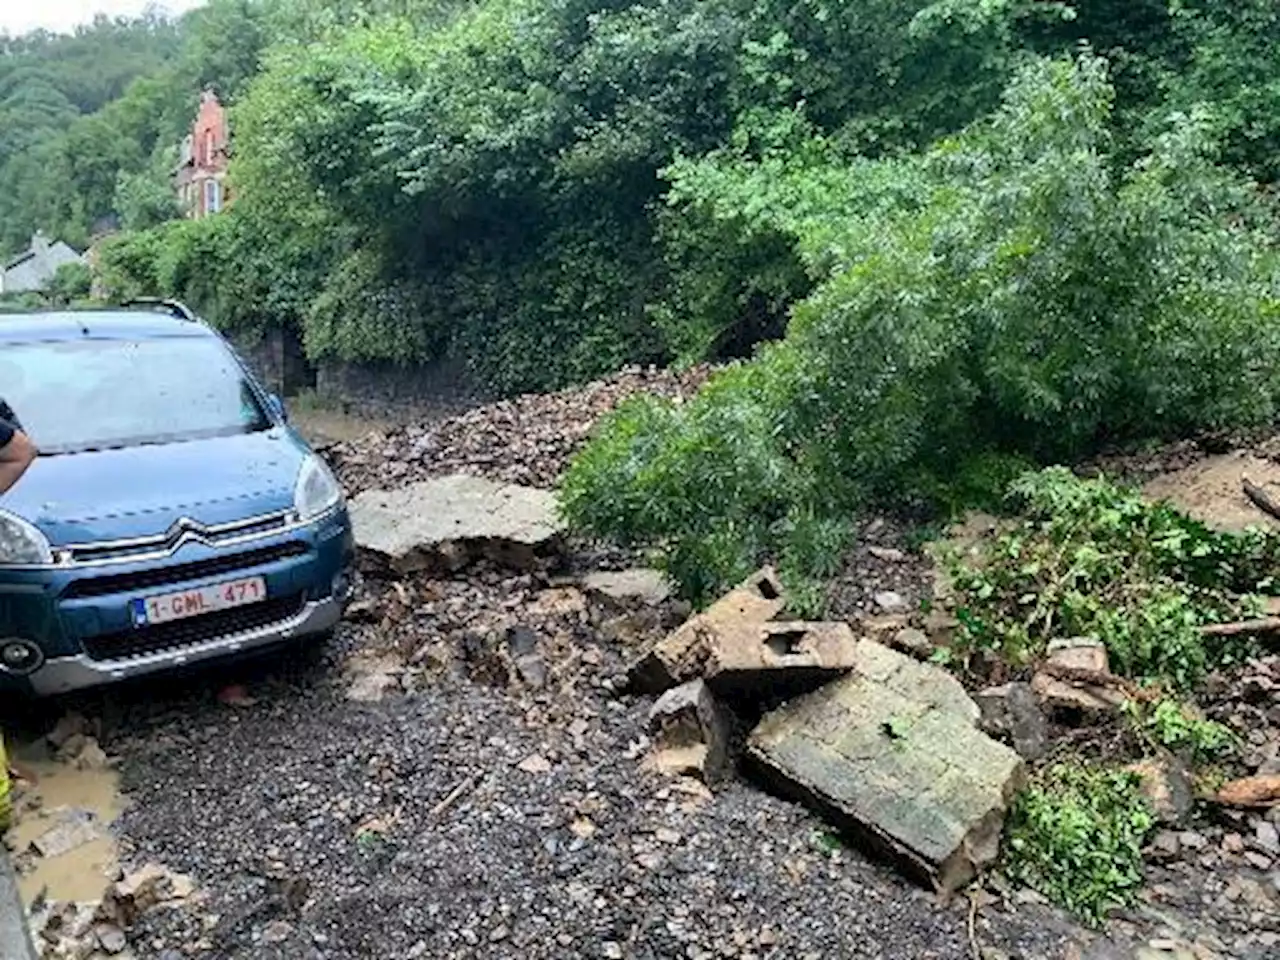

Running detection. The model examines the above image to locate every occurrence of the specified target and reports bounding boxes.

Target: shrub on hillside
[560,53,1280,605]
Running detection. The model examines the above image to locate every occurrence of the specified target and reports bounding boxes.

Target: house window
[205,130,217,166]
[204,179,222,215]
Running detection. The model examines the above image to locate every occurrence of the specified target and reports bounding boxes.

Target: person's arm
[0,420,36,496]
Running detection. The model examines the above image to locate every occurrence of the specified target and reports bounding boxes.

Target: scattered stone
[1222,832,1245,855]
[74,739,111,772]
[514,653,548,690]
[975,682,1049,761]
[94,922,127,954]
[747,640,1024,893]
[1129,758,1195,826]
[1046,638,1110,674]
[216,685,257,708]
[517,755,552,775]
[873,591,908,614]
[344,653,403,703]
[627,567,786,694]
[1179,831,1208,851]
[582,569,672,606]
[889,627,933,660]
[350,474,566,575]
[1147,829,1182,861]
[46,713,90,750]
[1216,774,1280,808]
[644,680,731,784]
[868,547,908,563]
[262,920,293,944]
[1256,820,1280,855]
[922,610,960,646]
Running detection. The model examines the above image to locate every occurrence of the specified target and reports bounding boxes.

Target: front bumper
[1,506,354,697]
[26,595,342,696]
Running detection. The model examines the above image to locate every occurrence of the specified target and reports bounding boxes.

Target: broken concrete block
[975,682,1049,761]
[627,568,785,694]
[1031,672,1126,716]
[645,680,730,783]
[704,621,859,699]
[1046,638,1110,674]
[747,640,1025,894]
[350,474,565,575]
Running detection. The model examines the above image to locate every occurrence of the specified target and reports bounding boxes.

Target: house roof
[3,250,36,271]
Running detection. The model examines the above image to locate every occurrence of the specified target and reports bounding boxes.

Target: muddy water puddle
[7,738,126,904]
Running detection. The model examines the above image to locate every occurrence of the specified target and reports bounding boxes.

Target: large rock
[747,640,1025,893]
[350,474,565,574]
[627,568,785,694]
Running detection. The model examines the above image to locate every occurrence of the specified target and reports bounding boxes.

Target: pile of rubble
[30,863,196,960]
[323,364,716,495]
[335,442,1280,942]
[626,565,1026,894]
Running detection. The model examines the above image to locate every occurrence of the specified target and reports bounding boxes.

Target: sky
[0,1,206,37]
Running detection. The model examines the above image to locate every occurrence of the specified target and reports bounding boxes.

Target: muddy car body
[0,302,353,696]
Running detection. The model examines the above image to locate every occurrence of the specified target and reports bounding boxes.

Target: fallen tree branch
[1242,477,1280,523]
[1199,617,1280,638]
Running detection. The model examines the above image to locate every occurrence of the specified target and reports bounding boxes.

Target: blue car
[0,301,354,697]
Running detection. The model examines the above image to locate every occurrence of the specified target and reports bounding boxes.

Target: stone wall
[231,328,313,398]
[232,327,493,419]
[314,355,493,419]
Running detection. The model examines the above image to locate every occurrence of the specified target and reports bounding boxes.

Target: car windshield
[0,337,271,454]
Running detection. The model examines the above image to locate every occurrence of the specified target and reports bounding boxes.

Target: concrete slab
[747,639,1025,894]
[350,474,565,574]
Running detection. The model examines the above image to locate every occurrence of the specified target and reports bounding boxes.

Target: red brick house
[174,90,232,219]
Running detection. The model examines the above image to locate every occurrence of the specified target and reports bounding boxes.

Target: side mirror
[267,393,288,423]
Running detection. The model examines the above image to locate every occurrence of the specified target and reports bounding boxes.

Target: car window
[0,337,272,454]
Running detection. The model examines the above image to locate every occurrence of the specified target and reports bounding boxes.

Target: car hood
[1,428,310,546]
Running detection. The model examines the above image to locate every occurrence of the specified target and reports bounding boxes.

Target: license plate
[131,577,267,627]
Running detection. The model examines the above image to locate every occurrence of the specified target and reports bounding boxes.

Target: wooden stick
[1242,477,1280,523]
[1200,616,1280,638]
[430,774,477,817]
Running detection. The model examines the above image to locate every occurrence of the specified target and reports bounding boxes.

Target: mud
[1143,451,1280,532]
[7,739,125,904]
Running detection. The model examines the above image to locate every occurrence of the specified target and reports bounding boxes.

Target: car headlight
[294,454,344,522]
[0,509,53,566]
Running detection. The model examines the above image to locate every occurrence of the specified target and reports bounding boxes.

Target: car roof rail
[119,297,200,323]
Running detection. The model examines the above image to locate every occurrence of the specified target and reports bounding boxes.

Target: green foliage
[1122,697,1239,763]
[1004,763,1154,926]
[44,262,91,304]
[563,54,1280,605]
[947,467,1270,687]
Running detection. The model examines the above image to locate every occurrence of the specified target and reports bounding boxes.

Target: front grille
[81,593,307,662]
[68,511,294,564]
[62,542,309,600]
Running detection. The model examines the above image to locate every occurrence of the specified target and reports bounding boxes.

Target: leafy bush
[1004,763,1154,926]
[947,467,1270,687]
[1122,697,1239,763]
[562,53,1280,605]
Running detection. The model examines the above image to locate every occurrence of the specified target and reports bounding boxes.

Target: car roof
[0,310,217,345]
